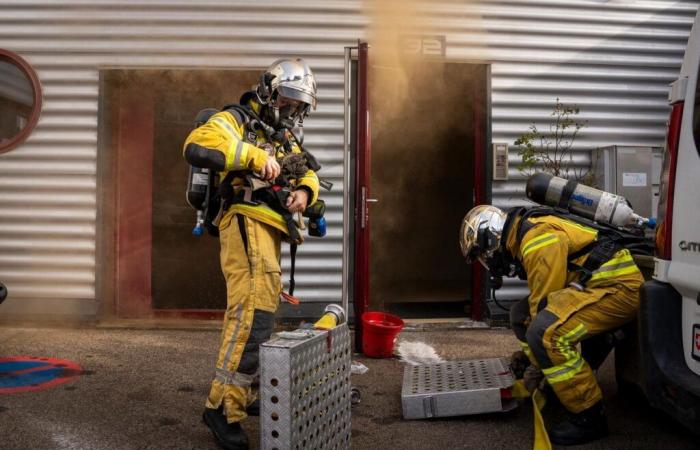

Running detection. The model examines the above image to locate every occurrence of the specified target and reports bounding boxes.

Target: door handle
[359,187,378,229]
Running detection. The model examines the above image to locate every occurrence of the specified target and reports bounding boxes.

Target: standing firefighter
[459,204,644,445]
[183,59,320,450]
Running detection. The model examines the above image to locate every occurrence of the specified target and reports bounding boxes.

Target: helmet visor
[277,85,316,109]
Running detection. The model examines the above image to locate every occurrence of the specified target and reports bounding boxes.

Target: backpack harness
[501,206,652,290]
[211,103,323,296]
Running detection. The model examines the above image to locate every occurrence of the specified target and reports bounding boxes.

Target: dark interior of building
[369,62,485,318]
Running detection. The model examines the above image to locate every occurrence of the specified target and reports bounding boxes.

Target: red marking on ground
[0,356,82,394]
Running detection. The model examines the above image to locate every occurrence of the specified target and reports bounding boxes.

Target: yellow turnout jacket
[183,99,319,235]
[505,215,644,319]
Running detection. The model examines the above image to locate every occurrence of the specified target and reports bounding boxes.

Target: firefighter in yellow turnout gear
[460,205,644,446]
[183,59,320,450]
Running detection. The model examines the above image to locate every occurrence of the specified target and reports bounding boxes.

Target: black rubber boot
[246,399,260,417]
[202,407,250,450]
[548,402,609,446]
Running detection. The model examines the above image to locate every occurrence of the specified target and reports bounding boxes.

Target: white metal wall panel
[0,0,697,318]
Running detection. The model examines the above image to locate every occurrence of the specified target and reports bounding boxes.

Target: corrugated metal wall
[0,0,696,318]
[472,0,698,300]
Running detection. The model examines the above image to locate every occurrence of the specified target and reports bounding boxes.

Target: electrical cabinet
[592,146,662,219]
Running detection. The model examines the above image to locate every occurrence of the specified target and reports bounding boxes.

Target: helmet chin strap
[260,104,282,129]
[265,105,302,130]
[258,83,310,129]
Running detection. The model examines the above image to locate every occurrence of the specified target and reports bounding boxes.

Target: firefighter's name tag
[693,324,700,362]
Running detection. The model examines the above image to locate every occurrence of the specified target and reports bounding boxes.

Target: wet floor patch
[158,417,182,427]
[371,414,402,425]
[127,387,154,402]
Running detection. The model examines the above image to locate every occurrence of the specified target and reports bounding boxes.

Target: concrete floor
[0,325,697,450]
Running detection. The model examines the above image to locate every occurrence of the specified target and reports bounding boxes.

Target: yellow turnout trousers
[525,280,640,413]
[206,211,282,423]
[505,212,645,414]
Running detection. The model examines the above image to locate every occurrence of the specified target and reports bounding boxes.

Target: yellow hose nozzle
[314,313,338,330]
[313,304,346,330]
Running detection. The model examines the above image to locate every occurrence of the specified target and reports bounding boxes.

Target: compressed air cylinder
[526,173,648,229]
[186,165,209,210]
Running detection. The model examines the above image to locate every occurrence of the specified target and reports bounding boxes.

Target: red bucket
[361,311,404,358]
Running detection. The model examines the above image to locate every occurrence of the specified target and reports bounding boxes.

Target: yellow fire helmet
[459,205,507,265]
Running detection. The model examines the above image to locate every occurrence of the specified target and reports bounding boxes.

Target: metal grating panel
[402,358,515,419]
[260,324,351,450]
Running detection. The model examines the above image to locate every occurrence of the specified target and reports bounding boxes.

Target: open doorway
[366,62,488,319]
[100,69,258,317]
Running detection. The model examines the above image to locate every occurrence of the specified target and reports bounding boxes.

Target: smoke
[367,1,480,309]
[367,0,427,133]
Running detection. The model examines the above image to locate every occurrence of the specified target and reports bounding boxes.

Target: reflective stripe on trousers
[206,213,282,423]
[525,281,640,413]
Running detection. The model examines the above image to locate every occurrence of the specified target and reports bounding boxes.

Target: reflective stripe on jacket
[505,215,643,318]
[183,101,320,235]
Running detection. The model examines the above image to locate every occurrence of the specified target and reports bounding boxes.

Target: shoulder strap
[515,207,552,243]
[289,243,297,295]
[569,235,624,286]
[287,128,322,172]
[501,207,526,253]
[222,103,255,125]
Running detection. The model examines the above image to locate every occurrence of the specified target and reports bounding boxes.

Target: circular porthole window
[0,49,42,154]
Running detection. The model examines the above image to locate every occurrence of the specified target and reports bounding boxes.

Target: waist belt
[226,188,299,240]
[226,187,301,296]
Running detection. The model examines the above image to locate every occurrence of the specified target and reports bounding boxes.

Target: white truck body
[659,7,700,377]
[622,7,700,433]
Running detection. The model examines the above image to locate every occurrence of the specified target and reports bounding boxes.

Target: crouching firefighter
[459,204,646,446]
[183,58,321,450]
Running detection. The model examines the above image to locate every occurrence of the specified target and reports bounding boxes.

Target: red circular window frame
[0,49,43,155]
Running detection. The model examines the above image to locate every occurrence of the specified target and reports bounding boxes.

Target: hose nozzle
[313,304,346,330]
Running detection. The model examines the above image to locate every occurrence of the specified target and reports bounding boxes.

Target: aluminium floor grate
[402,357,516,419]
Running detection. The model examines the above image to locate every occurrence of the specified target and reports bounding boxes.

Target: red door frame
[471,70,487,321]
[351,53,489,339]
[352,42,371,352]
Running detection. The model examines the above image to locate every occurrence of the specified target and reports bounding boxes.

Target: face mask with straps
[260,91,310,130]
